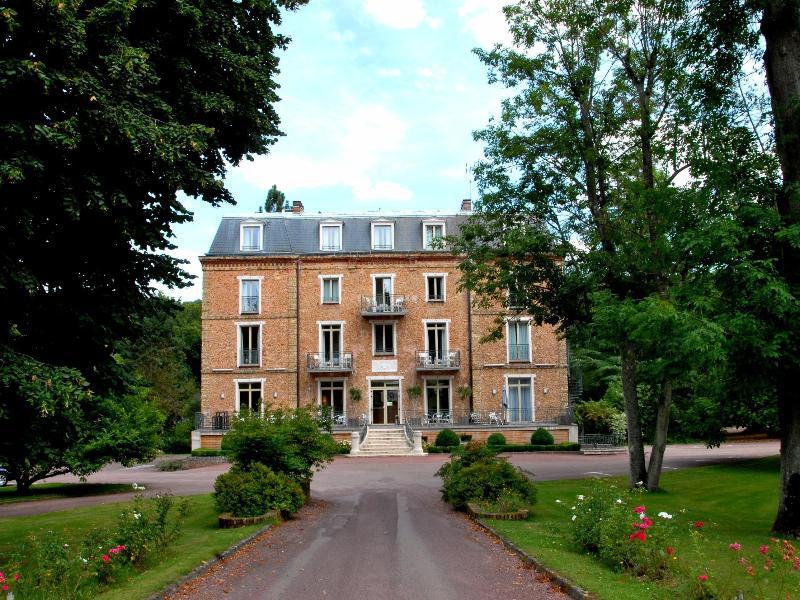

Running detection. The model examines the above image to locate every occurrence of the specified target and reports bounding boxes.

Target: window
[371,222,394,250]
[425,321,448,361]
[423,222,445,250]
[240,223,262,251]
[237,381,262,413]
[320,223,342,251]
[320,323,343,366]
[506,377,533,422]
[240,279,260,314]
[321,276,341,304]
[426,275,445,302]
[425,379,451,416]
[373,323,395,355]
[238,324,261,366]
[508,320,530,362]
[319,380,345,420]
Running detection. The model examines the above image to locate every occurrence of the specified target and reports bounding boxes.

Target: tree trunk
[761,0,800,535]
[646,381,673,491]
[621,344,647,486]
[15,475,31,495]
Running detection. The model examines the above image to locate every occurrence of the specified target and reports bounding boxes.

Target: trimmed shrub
[435,428,460,447]
[486,432,506,447]
[335,440,351,454]
[496,443,580,452]
[436,442,536,510]
[214,463,304,518]
[531,428,555,445]
[191,448,223,457]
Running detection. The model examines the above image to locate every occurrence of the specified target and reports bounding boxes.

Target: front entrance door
[371,380,400,424]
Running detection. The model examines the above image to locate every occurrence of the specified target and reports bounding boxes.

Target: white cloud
[458,0,513,48]
[363,0,439,30]
[235,103,412,203]
[329,29,355,43]
[441,166,468,180]
[378,67,402,77]
[417,66,446,80]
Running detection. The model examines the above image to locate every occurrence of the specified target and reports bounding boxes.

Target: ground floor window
[319,380,345,422]
[425,379,450,417]
[505,377,532,422]
[237,381,262,413]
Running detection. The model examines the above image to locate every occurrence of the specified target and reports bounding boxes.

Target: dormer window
[320,222,342,251]
[423,221,445,250]
[371,222,394,250]
[240,223,263,252]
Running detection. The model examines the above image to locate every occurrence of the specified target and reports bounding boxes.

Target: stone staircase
[356,426,418,456]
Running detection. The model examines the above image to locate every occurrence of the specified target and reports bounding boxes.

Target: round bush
[435,428,460,447]
[530,428,555,445]
[486,432,506,447]
[439,458,537,510]
[214,463,304,518]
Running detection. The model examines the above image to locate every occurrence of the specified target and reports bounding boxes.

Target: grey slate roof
[206,211,469,256]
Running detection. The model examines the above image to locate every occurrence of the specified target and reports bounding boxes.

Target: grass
[0,483,132,504]
[0,494,271,600]
[485,457,793,600]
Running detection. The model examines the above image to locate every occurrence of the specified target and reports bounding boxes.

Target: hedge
[495,442,580,452]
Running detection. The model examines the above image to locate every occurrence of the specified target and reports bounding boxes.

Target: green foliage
[214,463,304,518]
[486,433,507,447]
[349,387,362,403]
[3,494,188,598]
[530,428,555,445]
[334,440,351,455]
[475,490,529,514]
[221,408,339,484]
[575,401,623,435]
[436,442,537,510]
[0,351,162,493]
[264,184,287,212]
[435,428,461,448]
[191,448,224,457]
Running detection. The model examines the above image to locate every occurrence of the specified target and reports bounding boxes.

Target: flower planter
[467,502,530,521]
[218,510,279,529]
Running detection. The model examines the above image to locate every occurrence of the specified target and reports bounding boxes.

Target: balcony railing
[306,352,354,373]
[401,406,573,428]
[240,296,259,313]
[508,344,531,362]
[195,411,232,431]
[361,294,406,316]
[239,348,259,366]
[415,350,461,370]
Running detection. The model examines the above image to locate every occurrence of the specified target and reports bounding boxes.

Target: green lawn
[0,494,271,600]
[0,483,132,504]
[486,457,794,600]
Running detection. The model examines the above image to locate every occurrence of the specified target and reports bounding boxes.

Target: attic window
[240,223,263,251]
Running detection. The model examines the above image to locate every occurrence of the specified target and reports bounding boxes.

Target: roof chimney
[460,198,472,212]
[291,200,304,214]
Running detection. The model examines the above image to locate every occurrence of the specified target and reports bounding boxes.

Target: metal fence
[361,294,406,314]
[579,433,627,449]
[401,406,572,429]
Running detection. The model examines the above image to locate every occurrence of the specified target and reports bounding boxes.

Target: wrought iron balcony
[240,296,259,313]
[508,344,531,362]
[361,294,406,317]
[415,350,461,371]
[239,348,260,366]
[195,411,232,431]
[306,352,354,373]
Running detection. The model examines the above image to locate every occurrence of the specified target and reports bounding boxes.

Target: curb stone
[471,517,593,600]
[149,522,274,600]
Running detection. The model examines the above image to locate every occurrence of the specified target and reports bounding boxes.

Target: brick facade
[198,207,570,441]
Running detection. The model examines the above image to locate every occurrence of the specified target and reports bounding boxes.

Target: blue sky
[168,0,512,301]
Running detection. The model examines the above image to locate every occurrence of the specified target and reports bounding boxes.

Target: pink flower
[2,584,8,592]
[698,574,708,582]
[747,566,755,576]
[640,517,653,529]
[634,506,646,514]
[102,554,110,564]
[729,542,742,551]
[793,557,800,571]
[694,521,704,529]
[760,545,769,555]
[764,559,773,570]
[12,574,19,582]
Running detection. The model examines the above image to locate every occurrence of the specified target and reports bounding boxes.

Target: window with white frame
[321,276,341,304]
[237,381,262,413]
[426,275,445,302]
[373,322,395,355]
[423,222,445,250]
[425,378,451,416]
[320,223,342,251]
[319,380,345,419]
[240,223,262,251]
[507,320,530,362]
[240,279,260,314]
[238,324,261,366]
[425,321,448,361]
[371,222,394,250]
[506,376,533,421]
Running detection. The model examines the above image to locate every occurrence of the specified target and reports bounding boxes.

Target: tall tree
[265,184,287,212]
[0,0,306,481]
[453,0,739,490]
